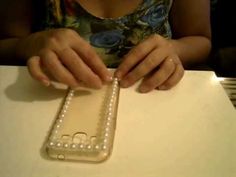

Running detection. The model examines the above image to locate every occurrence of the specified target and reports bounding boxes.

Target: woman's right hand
[16,28,112,89]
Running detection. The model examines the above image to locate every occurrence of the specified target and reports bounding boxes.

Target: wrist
[169,36,212,67]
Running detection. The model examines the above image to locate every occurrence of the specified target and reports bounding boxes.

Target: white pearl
[56,142,61,147]
[49,142,54,146]
[95,145,100,150]
[87,145,92,149]
[102,145,107,150]
[65,100,70,104]
[69,92,74,96]
[79,144,84,149]
[64,143,69,148]
[71,144,77,148]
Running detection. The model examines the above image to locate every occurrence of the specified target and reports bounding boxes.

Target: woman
[0,0,211,92]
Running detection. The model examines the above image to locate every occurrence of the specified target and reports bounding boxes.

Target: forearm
[170,36,211,68]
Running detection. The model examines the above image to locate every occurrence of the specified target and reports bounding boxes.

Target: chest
[75,0,143,18]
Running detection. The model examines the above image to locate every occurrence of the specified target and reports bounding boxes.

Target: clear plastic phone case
[45,78,120,163]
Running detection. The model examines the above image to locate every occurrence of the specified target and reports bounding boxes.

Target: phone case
[45,78,120,163]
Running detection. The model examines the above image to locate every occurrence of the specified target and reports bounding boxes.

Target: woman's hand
[16,28,112,89]
[115,34,184,93]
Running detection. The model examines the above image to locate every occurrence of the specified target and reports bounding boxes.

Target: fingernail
[158,85,166,90]
[95,81,103,89]
[115,71,122,81]
[105,75,113,82]
[120,80,129,88]
[71,83,80,89]
[42,79,50,87]
[139,86,150,93]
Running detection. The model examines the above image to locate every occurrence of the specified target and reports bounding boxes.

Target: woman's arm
[0,0,111,88]
[170,0,212,67]
[115,0,212,92]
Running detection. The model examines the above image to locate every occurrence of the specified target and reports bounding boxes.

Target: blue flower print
[90,30,125,48]
[140,4,167,29]
[143,0,154,6]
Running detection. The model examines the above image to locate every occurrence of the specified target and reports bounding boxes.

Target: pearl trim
[47,78,119,153]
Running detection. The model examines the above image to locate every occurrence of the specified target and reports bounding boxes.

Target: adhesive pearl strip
[48,78,119,153]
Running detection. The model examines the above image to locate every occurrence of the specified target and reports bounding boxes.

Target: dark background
[210,0,236,77]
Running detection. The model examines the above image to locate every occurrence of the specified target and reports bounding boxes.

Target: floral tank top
[42,0,173,67]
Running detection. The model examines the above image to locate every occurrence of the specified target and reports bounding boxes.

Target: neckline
[72,0,146,21]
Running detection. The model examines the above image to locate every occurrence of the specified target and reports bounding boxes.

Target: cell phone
[45,78,120,163]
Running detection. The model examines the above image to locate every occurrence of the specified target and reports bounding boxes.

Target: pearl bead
[56,142,62,147]
[71,144,77,148]
[102,145,107,150]
[69,92,74,97]
[49,142,54,146]
[64,143,69,148]
[66,97,72,101]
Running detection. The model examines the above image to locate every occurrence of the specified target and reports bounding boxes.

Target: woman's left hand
[115,34,184,93]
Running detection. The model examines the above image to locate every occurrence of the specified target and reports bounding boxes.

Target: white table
[0,66,235,177]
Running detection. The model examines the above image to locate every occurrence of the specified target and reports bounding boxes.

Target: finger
[139,57,176,93]
[57,48,103,89]
[71,35,112,82]
[27,56,51,86]
[119,48,166,88]
[158,64,184,90]
[39,49,80,88]
[115,35,162,79]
